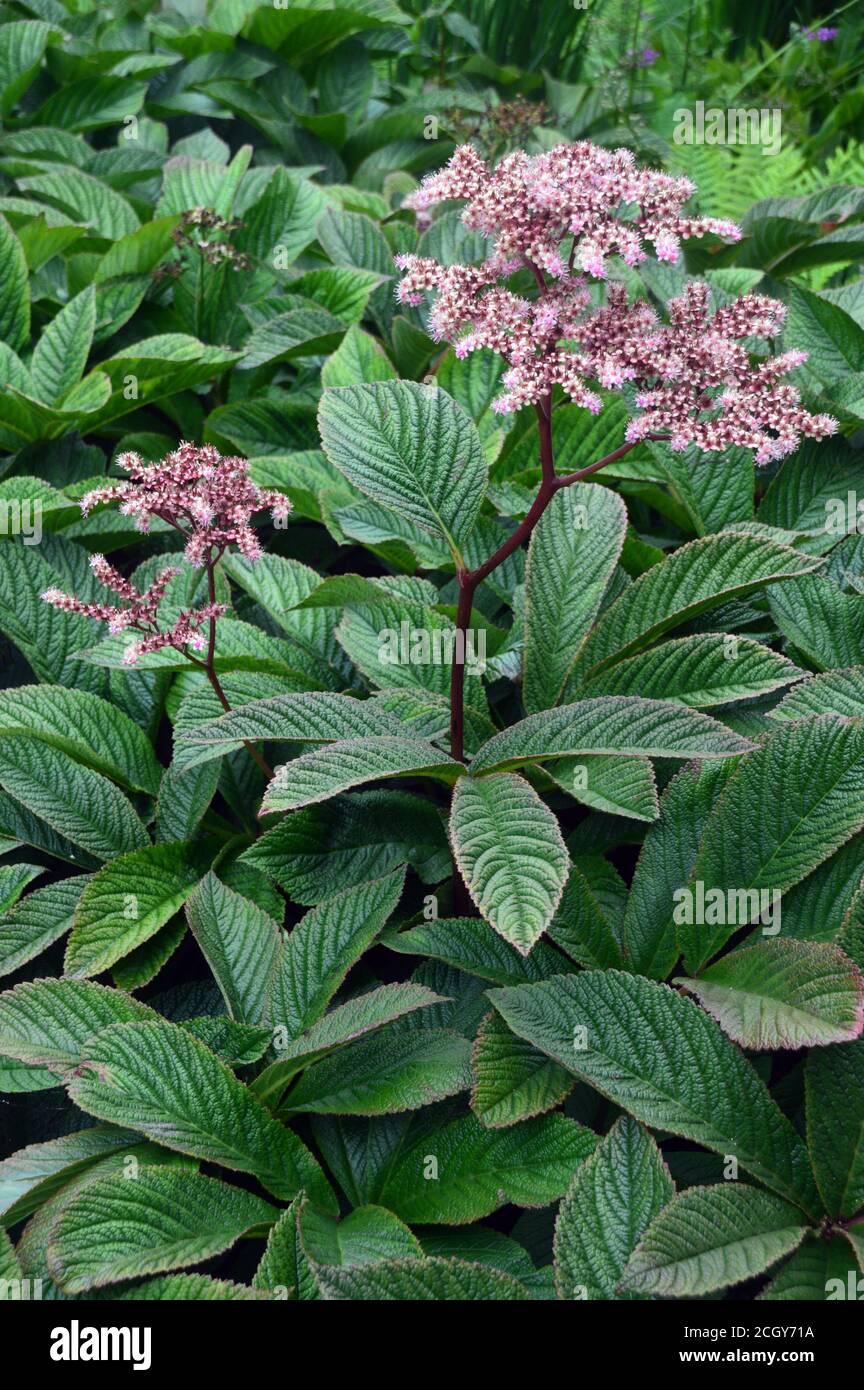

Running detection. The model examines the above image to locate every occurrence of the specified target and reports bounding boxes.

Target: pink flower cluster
[40,442,288,665]
[80,441,290,567]
[396,142,837,462]
[42,553,227,666]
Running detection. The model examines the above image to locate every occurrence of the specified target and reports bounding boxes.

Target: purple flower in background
[805,25,839,41]
[639,46,660,65]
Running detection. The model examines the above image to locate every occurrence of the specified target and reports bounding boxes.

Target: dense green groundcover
[1,0,864,1304]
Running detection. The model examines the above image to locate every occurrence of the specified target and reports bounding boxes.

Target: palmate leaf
[489,971,819,1214]
[47,1168,277,1294]
[318,380,487,560]
[449,772,570,954]
[185,873,282,1026]
[66,1019,336,1211]
[469,696,753,774]
[471,1010,573,1128]
[554,1117,674,1301]
[567,533,819,682]
[581,633,804,708]
[678,716,864,973]
[281,1028,472,1116]
[620,1186,809,1298]
[806,1037,864,1219]
[522,482,627,713]
[676,941,864,1050]
[374,1111,598,1224]
[261,737,461,814]
[65,842,211,979]
[312,1255,535,1301]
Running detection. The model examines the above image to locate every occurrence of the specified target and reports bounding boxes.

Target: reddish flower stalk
[42,443,290,782]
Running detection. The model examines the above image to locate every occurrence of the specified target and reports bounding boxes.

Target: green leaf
[547,860,623,970]
[318,381,487,560]
[679,717,864,973]
[0,876,86,979]
[0,1125,138,1224]
[759,1235,863,1300]
[300,1200,422,1270]
[235,168,327,265]
[450,772,570,954]
[0,21,52,118]
[241,790,448,905]
[385,918,571,986]
[47,1167,277,1293]
[489,971,818,1213]
[0,684,163,795]
[0,977,156,1069]
[181,690,406,762]
[582,634,803,708]
[321,324,397,388]
[30,286,95,405]
[570,533,819,680]
[65,842,210,979]
[545,755,659,823]
[67,1019,336,1210]
[0,214,29,351]
[471,1010,573,1128]
[104,1273,264,1301]
[376,1111,598,1224]
[806,1037,864,1219]
[554,1116,674,1300]
[677,941,864,1049]
[470,697,753,774]
[185,872,282,1026]
[769,577,864,671]
[621,1185,809,1297]
[622,760,738,980]
[281,1028,471,1116]
[312,1255,535,1301]
[261,737,461,814]
[770,667,864,722]
[272,869,405,1038]
[0,1227,20,1289]
[19,169,139,240]
[0,738,148,863]
[523,482,627,712]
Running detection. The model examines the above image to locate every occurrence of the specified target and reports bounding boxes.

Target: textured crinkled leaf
[0,977,156,1068]
[66,1020,336,1210]
[0,1125,137,1223]
[0,876,86,979]
[489,971,818,1213]
[770,666,864,721]
[179,1016,272,1066]
[471,1010,573,1128]
[572,534,819,679]
[546,755,659,823]
[313,1255,534,1301]
[0,214,29,351]
[185,872,282,1026]
[582,633,803,707]
[30,286,95,405]
[300,1201,422,1272]
[65,842,210,979]
[271,869,405,1038]
[47,1167,277,1293]
[554,1116,674,1301]
[0,685,162,795]
[375,1112,598,1224]
[0,1227,21,1289]
[469,697,753,774]
[384,918,571,986]
[769,577,864,671]
[679,717,864,973]
[105,1273,265,1300]
[181,691,406,759]
[318,381,487,558]
[622,760,738,980]
[241,790,448,905]
[252,984,446,1104]
[523,483,627,712]
[0,739,148,862]
[759,1235,863,1300]
[677,940,864,1049]
[547,860,623,969]
[450,773,570,954]
[262,737,460,813]
[282,1028,471,1116]
[621,1185,808,1297]
[806,1037,864,1218]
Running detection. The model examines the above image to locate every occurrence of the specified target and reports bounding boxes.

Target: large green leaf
[621,1185,809,1297]
[471,1010,573,1128]
[582,634,803,708]
[65,842,210,979]
[806,1038,864,1219]
[677,941,864,1049]
[0,214,29,351]
[47,1168,277,1293]
[384,917,571,986]
[282,1028,471,1116]
[30,285,95,405]
[554,1117,674,1301]
[0,876,86,980]
[489,971,819,1213]
[67,1019,336,1209]
[313,1255,534,1301]
[0,977,156,1069]
[522,482,627,712]
[261,737,461,814]
[470,697,752,774]
[185,872,282,1026]
[450,772,570,954]
[181,690,406,763]
[318,381,487,560]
